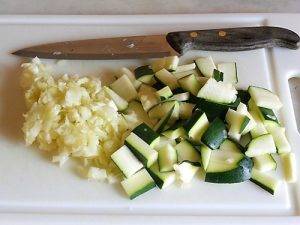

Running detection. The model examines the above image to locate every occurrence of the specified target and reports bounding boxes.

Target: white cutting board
[0,14,300,224]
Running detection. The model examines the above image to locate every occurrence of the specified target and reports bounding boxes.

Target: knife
[12,26,300,60]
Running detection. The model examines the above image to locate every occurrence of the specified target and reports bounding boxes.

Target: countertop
[0,0,299,14]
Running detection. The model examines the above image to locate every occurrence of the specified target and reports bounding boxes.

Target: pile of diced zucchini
[105,55,296,199]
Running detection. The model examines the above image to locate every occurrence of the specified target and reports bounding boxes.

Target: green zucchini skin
[124,141,147,166]
[147,167,164,189]
[132,123,159,147]
[134,65,154,79]
[250,178,274,195]
[259,107,278,123]
[129,182,156,200]
[152,79,165,90]
[172,87,187,94]
[205,157,253,183]
[237,89,251,104]
[187,94,199,104]
[194,97,240,121]
[154,105,175,133]
[213,69,224,82]
[183,109,204,132]
[201,118,227,150]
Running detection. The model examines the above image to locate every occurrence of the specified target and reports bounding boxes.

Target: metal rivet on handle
[190,32,198,38]
[219,31,226,37]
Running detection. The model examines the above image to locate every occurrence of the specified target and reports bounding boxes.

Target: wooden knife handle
[166,26,300,54]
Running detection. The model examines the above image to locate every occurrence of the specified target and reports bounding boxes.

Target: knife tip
[11,50,23,56]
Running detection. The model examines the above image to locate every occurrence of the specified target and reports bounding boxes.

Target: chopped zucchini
[132,123,160,148]
[147,162,176,189]
[179,102,194,119]
[236,102,256,134]
[154,136,176,150]
[206,139,244,172]
[133,79,142,90]
[175,63,196,73]
[175,140,201,165]
[148,100,177,119]
[119,67,136,82]
[196,76,209,87]
[121,168,156,199]
[259,107,278,123]
[162,126,186,140]
[198,144,212,171]
[155,68,178,90]
[263,120,280,133]
[178,74,202,96]
[205,157,252,183]
[164,56,179,71]
[173,162,199,183]
[250,168,280,195]
[183,109,209,142]
[201,118,227,150]
[173,70,195,79]
[154,105,176,133]
[225,109,249,141]
[197,78,237,104]
[104,86,128,112]
[281,152,297,183]
[134,65,155,84]
[269,127,291,154]
[156,86,173,101]
[217,62,238,84]
[151,58,166,73]
[110,74,138,101]
[249,109,268,138]
[239,133,252,148]
[169,92,190,102]
[125,101,157,127]
[248,86,282,110]
[125,132,158,168]
[194,97,240,121]
[111,145,143,178]
[245,134,276,157]
[195,56,216,77]
[138,84,159,112]
[253,154,277,172]
[158,144,178,172]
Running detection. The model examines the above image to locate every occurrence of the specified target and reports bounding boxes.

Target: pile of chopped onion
[21,58,134,183]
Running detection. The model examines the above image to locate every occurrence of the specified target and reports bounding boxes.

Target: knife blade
[12,26,300,60]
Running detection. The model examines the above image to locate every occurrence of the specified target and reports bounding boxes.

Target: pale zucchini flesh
[158,144,178,172]
[250,168,280,195]
[281,152,297,183]
[195,56,216,77]
[197,78,238,104]
[175,140,201,164]
[125,132,158,168]
[245,134,276,157]
[248,86,282,110]
[217,62,238,84]
[155,68,178,90]
[121,169,156,199]
[147,162,176,189]
[111,145,143,178]
[110,74,138,101]
[253,154,277,172]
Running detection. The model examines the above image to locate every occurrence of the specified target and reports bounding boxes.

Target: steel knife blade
[12,26,300,60]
